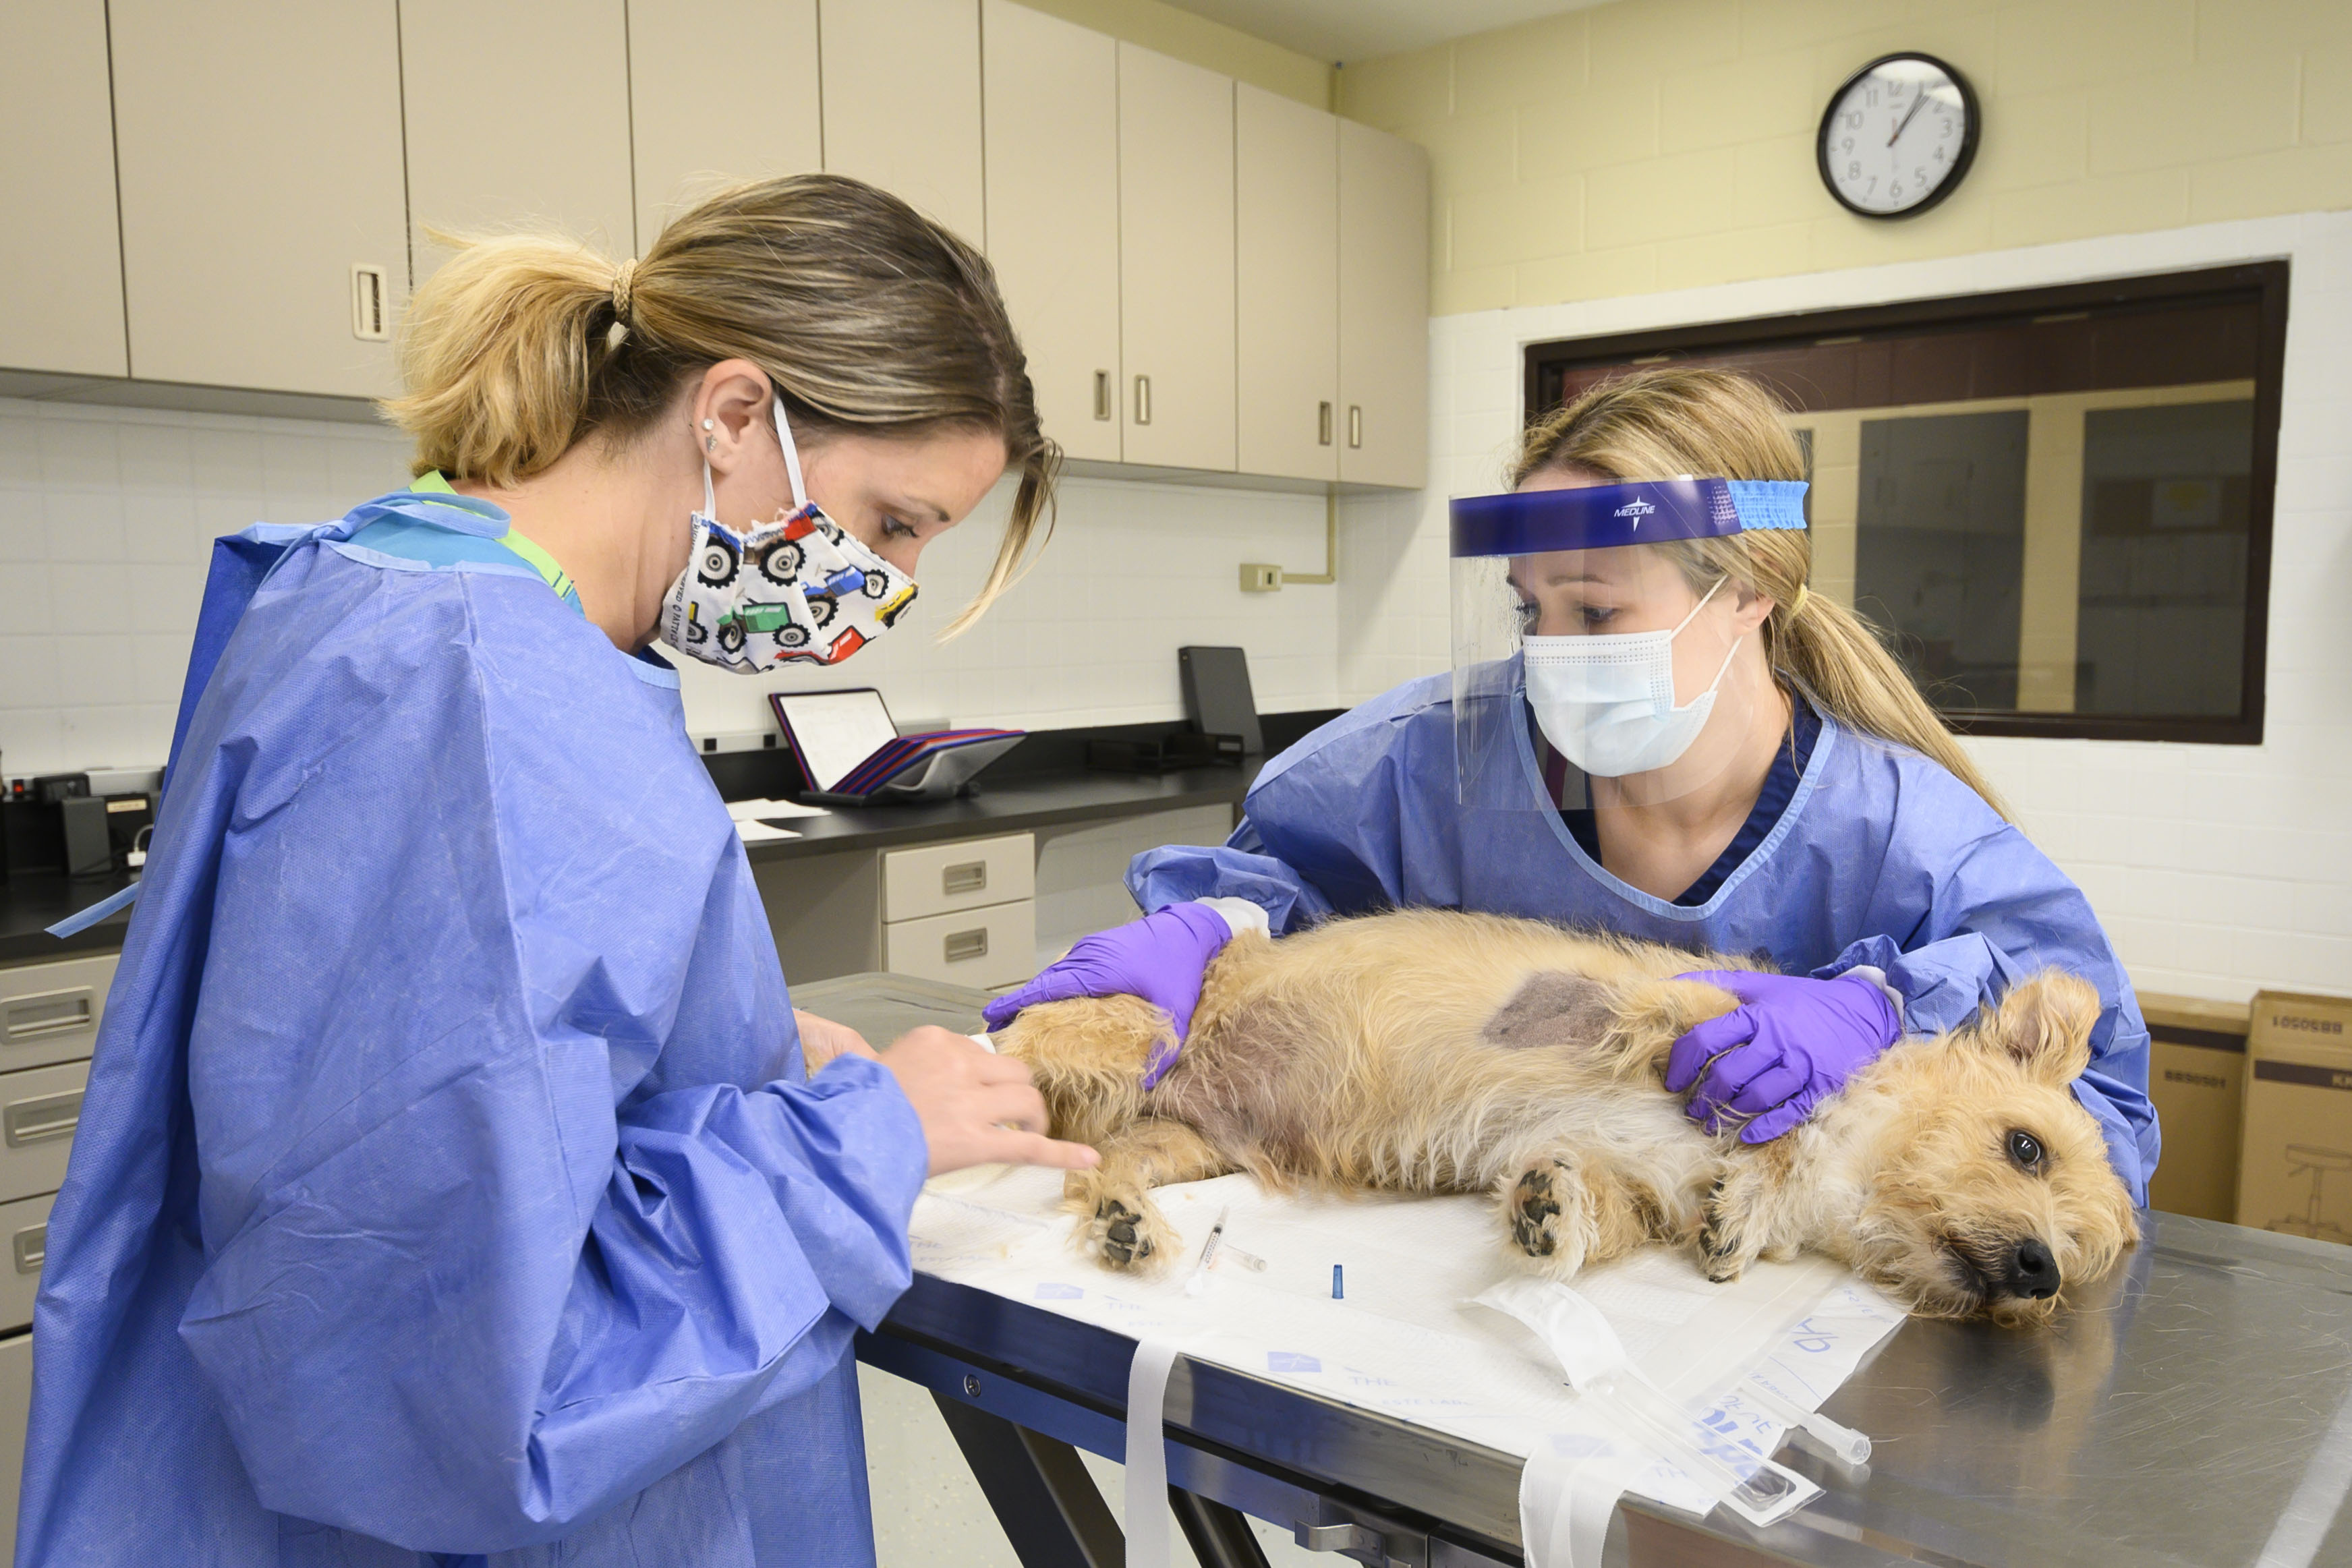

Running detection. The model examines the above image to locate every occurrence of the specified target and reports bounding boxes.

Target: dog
[991,908,2138,1323]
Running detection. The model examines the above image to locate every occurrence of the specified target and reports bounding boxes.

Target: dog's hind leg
[1502,1153,1677,1280]
[1066,1117,1234,1273]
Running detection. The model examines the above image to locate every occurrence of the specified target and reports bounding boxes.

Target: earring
[706,436,717,452]
[701,418,715,430]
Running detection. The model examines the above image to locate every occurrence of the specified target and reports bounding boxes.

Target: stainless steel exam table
[798,972,2352,1568]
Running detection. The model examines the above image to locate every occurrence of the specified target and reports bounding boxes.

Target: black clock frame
[1816,51,1981,220]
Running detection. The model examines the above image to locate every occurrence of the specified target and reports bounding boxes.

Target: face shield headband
[1449,477,1809,558]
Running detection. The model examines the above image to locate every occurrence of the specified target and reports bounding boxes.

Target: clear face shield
[1450,476,1810,810]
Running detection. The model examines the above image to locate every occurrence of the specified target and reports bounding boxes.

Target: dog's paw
[1085,1194,1172,1271]
[1506,1157,1594,1277]
[1512,1162,1565,1257]
[1698,1178,1757,1283]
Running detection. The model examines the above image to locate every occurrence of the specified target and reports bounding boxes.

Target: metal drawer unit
[0,1192,52,1334]
[0,1062,88,1206]
[881,833,1035,923]
[880,833,1036,990]
[881,902,1037,991]
[1,953,115,1073]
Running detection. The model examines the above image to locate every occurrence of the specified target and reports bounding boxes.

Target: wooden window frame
[1522,262,2290,745]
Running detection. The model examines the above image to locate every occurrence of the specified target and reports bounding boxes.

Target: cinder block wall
[1339,0,2352,314]
[1331,1,2352,1004]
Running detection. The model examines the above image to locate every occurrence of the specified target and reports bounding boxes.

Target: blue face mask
[656,402,918,672]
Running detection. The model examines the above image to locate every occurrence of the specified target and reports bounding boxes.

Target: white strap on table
[1124,1336,1187,1568]
[1520,1451,1630,1568]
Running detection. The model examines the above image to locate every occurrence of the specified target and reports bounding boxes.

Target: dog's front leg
[1064,1117,1232,1273]
[1698,1142,1803,1283]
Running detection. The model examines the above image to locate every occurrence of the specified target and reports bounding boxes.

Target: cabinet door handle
[1134,374,1152,426]
[4,1090,81,1147]
[1093,370,1113,421]
[1319,401,1333,446]
[350,263,389,341]
[12,1223,42,1275]
[1348,404,1363,448]
[942,861,987,896]
[944,928,989,963]
[4,987,93,1043]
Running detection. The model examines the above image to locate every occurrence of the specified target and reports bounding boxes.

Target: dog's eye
[2007,1130,2046,1171]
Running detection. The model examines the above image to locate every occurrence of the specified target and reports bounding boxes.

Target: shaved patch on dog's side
[1482,972,1615,1051]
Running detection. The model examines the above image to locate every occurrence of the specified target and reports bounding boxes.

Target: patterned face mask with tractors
[658,500,918,672]
[656,393,919,672]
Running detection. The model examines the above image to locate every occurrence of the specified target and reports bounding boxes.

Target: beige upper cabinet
[630,0,822,251]
[822,0,985,249]
[1236,85,1340,484]
[1119,45,1236,473]
[982,1,1120,464]
[0,1,125,378]
[1338,120,1430,489]
[112,1,407,397]
[401,0,636,277]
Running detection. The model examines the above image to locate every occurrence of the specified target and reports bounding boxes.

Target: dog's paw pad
[1091,1198,1156,1268]
[1511,1161,1568,1258]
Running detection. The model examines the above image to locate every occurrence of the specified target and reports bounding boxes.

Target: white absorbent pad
[911,1167,1905,1566]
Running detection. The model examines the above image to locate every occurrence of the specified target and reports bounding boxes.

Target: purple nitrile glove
[982,902,1237,1086]
[1663,969,1902,1143]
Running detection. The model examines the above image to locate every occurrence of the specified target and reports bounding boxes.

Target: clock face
[1818,53,1979,219]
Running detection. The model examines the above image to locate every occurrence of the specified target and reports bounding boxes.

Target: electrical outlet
[1240,563,1283,592]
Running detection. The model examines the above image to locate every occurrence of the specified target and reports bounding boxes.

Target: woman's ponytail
[1761,569,2012,821]
[383,235,627,488]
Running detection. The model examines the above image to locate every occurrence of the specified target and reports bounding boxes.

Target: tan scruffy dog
[991,908,2138,1324]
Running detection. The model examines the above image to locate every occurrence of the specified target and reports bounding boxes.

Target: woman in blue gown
[20,176,1094,1567]
[1000,368,2156,1203]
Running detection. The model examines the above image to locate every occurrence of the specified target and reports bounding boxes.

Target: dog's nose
[2003,1238,2060,1299]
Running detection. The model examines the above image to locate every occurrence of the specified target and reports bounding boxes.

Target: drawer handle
[12,1224,42,1275]
[1319,400,1333,446]
[1134,374,1151,426]
[5,988,94,1043]
[5,1091,82,1147]
[1093,369,1113,421]
[1348,403,1363,448]
[942,862,988,896]
[944,929,989,963]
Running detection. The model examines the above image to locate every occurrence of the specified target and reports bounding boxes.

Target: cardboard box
[2140,992,2249,1223]
[2235,989,2352,1245]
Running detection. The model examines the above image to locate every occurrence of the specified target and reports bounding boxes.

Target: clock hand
[1887,94,1928,148]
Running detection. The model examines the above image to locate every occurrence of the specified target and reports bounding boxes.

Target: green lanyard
[411,472,580,612]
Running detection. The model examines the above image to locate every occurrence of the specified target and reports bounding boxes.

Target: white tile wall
[0,402,413,778]
[1342,209,2352,1005]
[0,400,1342,778]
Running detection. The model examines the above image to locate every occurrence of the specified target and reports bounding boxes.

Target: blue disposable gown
[1133,674,2159,1203]
[18,490,928,1565]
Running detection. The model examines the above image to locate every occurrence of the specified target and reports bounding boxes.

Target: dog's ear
[1982,970,2100,1084]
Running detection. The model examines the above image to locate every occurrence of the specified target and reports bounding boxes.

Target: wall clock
[1818,53,1980,219]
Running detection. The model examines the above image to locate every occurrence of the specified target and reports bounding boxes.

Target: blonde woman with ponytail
[1001,366,2154,1240]
[22,175,1095,1568]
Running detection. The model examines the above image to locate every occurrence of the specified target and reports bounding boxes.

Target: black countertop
[0,869,138,966]
[739,762,1257,862]
[1,763,1263,966]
